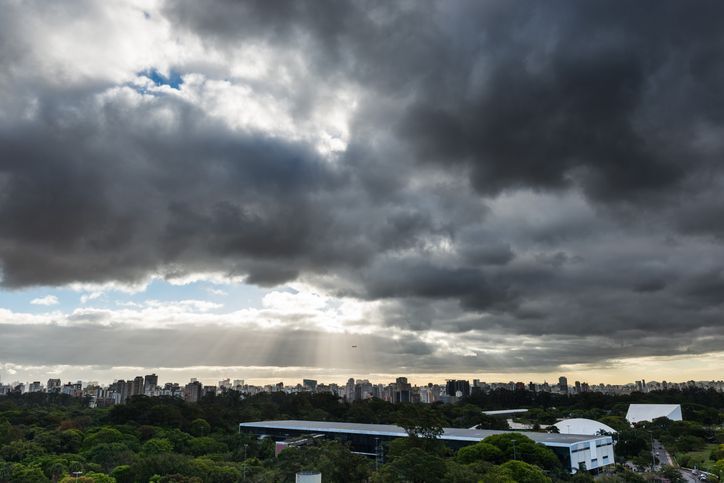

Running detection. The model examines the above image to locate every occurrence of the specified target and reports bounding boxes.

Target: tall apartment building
[559,376,569,394]
[47,379,61,393]
[130,376,144,397]
[144,374,158,395]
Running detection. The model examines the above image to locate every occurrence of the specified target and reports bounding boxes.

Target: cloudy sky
[1,0,723,386]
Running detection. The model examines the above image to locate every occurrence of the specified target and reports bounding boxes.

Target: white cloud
[30,295,59,306]
[80,291,103,304]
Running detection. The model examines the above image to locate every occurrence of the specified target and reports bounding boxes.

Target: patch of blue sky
[0,278,270,316]
[0,286,80,314]
[108,278,269,312]
[144,68,183,89]
[131,68,183,95]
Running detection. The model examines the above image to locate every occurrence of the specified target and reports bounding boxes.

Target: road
[651,439,704,483]
[653,439,674,467]
[679,468,717,482]
[680,469,699,482]
[653,440,718,483]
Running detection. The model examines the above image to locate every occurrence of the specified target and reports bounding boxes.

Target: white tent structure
[554,418,617,435]
[626,404,682,424]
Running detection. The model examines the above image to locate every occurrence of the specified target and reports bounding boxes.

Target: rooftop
[239,420,608,446]
[626,404,683,423]
[482,409,529,416]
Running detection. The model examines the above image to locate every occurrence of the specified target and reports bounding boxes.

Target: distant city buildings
[0,372,722,407]
[446,379,471,399]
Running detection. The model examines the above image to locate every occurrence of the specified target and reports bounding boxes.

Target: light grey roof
[239,420,609,447]
[482,409,529,416]
[626,404,682,423]
[554,418,617,435]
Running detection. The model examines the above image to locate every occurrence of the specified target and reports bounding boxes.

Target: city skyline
[2,1,724,384]
[2,367,724,390]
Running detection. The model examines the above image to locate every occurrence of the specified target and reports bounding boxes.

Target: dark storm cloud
[359,261,516,312]
[395,1,724,202]
[167,0,724,201]
[0,100,345,286]
[1,0,724,373]
[0,87,448,288]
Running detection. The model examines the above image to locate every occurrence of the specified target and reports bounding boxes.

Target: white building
[554,418,617,435]
[625,404,682,424]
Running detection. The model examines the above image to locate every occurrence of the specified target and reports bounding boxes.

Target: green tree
[711,459,724,482]
[59,472,115,483]
[82,427,138,453]
[443,459,486,482]
[60,429,84,453]
[84,442,137,472]
[455,442,503,464]
[660,465,684,483]
[8,462,51,483]
[598,416,630,433]
[142,438,173,455]
[276,441,370,483]
[571,470,595,482]
[0,440,47,462]
[395,405,445,440]
[186,436,227,456]
[125,453,195,482]
[482,433,559,470]
[110,465,133,483]
[498,460,551,483]
[615,430,649,459]
[374,447,446,483]
[478,465,517,483]
[189,419,210,437]
[188,457,241,483]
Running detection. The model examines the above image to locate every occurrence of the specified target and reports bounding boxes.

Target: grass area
[676,443,718,472]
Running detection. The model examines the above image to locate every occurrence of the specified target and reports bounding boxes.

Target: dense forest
[0,388,722,482]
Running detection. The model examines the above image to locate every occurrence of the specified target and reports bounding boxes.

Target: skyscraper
[302,379,318,391]
[47,379,61,393]
[345,378,355,401]
[144,373,158,395]
[446,380,470,398]
[395,377,411,403]
[559,376,568,395]
[184,380,203,402]
[130,376,144,396]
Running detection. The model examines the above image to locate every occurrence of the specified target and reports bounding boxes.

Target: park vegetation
[0,387,721,482]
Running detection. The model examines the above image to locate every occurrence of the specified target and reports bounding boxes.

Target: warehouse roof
[239,420,608,447]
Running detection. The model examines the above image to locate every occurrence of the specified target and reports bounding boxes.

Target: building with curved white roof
[625,404,682,424]
[554,418,617,435]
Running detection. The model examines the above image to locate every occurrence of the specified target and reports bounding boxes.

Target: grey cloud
[633,279,667,293]
[358,261,517,312]
[167,0,724,202]
[1,323,721,377]
[458,242,515,266]
[0,324,435,371]
[1,0,724,374]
